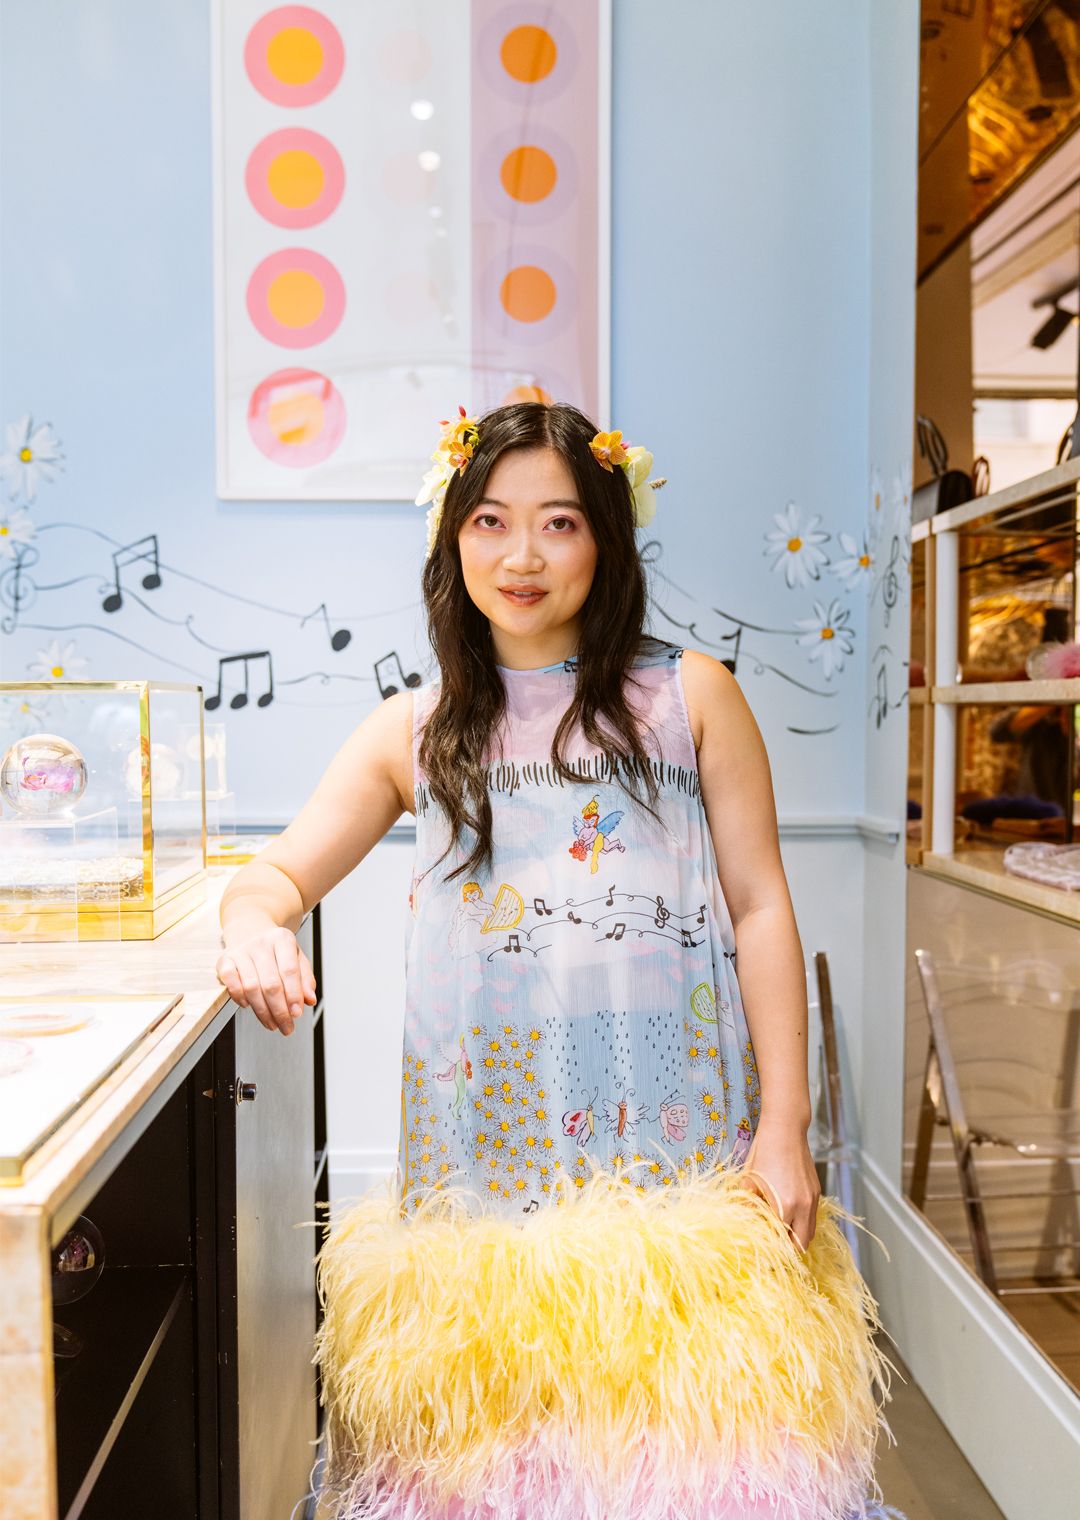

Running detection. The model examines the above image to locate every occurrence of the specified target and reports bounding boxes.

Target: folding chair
[808,950,862,1271]
[909,946,1080,1298]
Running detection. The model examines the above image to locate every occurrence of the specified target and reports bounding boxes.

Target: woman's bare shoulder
[678,647,744,751]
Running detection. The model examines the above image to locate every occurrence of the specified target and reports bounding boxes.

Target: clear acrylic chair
[909,946,1080,1298]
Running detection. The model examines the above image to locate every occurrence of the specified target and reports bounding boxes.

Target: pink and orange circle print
[247,367,346,466]
[244,6,344,107]
[245,128,345,229]
[247,249,346,349]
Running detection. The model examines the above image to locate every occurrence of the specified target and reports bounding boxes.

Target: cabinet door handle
[236,1080,258,1105]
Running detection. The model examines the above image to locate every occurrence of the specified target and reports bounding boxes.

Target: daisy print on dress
[568,794,626,874]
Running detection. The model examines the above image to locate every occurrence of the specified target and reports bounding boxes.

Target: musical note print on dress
[401,639,762,1214]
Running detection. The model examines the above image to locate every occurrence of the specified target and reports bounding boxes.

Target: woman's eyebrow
[477,497,583,509]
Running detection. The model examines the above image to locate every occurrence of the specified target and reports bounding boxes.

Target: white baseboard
[328,1147,395,1205]
[859,1149,1080,1519]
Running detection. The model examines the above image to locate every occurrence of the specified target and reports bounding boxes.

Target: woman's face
[457,445,598,666]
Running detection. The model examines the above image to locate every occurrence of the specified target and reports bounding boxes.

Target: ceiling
[919,0,1080,283]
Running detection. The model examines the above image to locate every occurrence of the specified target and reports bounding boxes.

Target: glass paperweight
[0,733,88,817]
[52,1214,106,1360]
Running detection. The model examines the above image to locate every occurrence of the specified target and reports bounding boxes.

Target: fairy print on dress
[658,1092,690,1143]
[447,879,528,960]
[568,794,627,874]
[690,979,735,1031]
[436,1033,472,1118]
[603,1087,649,1139]
[562,1089,597,1146]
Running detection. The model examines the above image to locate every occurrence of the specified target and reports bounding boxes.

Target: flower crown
[416,407,666,558]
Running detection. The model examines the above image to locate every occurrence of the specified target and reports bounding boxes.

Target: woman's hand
[215,924,317,1037]
[737,1116,821,1253]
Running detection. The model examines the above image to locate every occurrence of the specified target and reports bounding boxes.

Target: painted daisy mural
[0,416,65,505]
[28,638,87,682]
[0,509,36,560]
[794,599,855,680]
[830,531,874,591]
[763,501,830,588]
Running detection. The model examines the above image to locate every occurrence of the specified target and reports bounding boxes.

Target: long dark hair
[418,400,665,882]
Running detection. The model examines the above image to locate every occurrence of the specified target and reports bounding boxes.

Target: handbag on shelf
[911,413,975,525]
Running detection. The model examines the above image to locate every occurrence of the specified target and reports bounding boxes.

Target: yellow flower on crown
[417,405,481,558]
[589,429,665,529]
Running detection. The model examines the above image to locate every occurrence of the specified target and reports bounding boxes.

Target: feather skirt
[312,1162,904,1520]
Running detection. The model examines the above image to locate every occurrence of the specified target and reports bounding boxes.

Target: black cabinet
[51,908,327,1520]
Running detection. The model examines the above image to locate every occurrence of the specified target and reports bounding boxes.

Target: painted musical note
[301,601,351,652]
[522,1198,539,1213]
[375,649,422,699]
[533,896,553,916]
[604,884,615,906]
[102,534,162,614]
[720,626,742,676]
[504,933,522,954]
[567,909,582,924]
[654,896,671,929]
[205,651,274,711]
[696,903,706,925]
[679,927,700,949]
[604,922,626,941]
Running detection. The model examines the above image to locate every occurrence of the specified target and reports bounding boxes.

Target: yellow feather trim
[313,1161,899,1519]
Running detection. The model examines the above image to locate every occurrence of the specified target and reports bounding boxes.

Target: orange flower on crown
[588,430,630,472]
[417,405,481,558]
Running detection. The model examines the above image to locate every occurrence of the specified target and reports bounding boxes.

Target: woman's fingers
[216,928,315,1036]
[216,953,245,1006]
[272,928,306,1020]
[298,948,318,1005]
[240,944,294,1034]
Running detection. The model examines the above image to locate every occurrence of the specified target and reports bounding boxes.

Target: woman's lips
[499,589,546,605]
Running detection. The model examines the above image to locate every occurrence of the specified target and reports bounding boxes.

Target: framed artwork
[212,0,611,500]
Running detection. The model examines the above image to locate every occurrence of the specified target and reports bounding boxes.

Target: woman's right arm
[216,688,415,1036]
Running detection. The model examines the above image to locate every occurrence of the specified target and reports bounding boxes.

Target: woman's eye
[475,513,500,528]
[548,517,575,531]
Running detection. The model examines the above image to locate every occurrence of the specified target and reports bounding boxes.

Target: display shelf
[929,452,1080,536]
[919,849,1080,928]
[908,462,1080,882]
[933,680,1080,704]
[53,1264,190,1520]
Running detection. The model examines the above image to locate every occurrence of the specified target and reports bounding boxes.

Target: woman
[218,402,900,1520]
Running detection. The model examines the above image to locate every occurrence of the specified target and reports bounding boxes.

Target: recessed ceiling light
[410,99,435,121]
[418,150,441,173]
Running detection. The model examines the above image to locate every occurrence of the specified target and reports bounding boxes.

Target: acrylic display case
[0,681,207,940]
[909,455,1080,917]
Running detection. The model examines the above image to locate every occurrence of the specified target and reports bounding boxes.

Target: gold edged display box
[0,681,207,941]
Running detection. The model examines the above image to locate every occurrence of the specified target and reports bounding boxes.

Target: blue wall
[1,1,882,824]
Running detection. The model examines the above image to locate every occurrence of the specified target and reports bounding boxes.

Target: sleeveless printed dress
[313,637,901,1520]
[398,636,762,1212]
